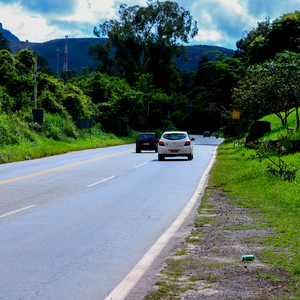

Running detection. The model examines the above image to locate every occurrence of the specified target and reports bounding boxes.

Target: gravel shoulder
[128,186,298,299]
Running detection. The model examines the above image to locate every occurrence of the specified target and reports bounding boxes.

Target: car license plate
[143,143,150,145]
[169,149,179,153]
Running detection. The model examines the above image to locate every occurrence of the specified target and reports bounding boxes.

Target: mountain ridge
[0,23,19,41]
[8,38,235,74]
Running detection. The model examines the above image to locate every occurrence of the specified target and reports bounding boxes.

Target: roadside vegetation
[0,112,136,163]
[212,113,299,279]
[146,111,299,299]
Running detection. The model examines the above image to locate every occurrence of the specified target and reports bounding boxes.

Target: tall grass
[0,112,136,164]
[0,135,135,163]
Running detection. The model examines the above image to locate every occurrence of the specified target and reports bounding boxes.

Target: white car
[158,131,194,161]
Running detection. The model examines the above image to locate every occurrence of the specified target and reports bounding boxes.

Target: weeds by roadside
[145,138,299,299]
[0,112,136,164]
[210,140,299,283]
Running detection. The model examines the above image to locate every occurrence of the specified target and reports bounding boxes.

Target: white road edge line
[0,205,37,219]
[87,175,116,188]
[134,162,148,169]
[105,146,219,300]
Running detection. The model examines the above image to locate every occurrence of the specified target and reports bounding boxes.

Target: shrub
[42,113,79,141]
[0,113,37,146]
[40,91,68,116]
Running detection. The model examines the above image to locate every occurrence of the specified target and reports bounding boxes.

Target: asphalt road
[0,135,223,299]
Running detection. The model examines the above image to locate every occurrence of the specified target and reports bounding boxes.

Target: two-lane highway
[0,135,223,299]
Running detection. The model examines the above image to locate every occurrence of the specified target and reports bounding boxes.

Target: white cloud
[74,0,117,22]
[0,0,299,48]
[219,0,245,15]
[0,3,64,42]
[194,29,222,43]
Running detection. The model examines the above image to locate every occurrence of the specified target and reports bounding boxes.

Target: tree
[38,55,54,76]
[15,49,35,74]
[0,32,11,52]
[236,11,300,65]
[92,0,198,93]
[0,49,34,110]
[235,18,271,64]
[263,12,300,60]
[233,51,300,129]
[194,52,244,106]
[133,73,171,130]
[89,44,113,74]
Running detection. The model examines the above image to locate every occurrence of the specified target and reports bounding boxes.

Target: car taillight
[184,141,191,146]
[159,141,165,146]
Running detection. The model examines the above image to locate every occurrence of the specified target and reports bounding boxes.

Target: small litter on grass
[242,255,255,262]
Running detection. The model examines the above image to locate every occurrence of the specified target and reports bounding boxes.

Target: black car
[136,132,158,153]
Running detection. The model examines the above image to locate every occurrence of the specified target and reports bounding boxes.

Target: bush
[63,93,90,120]
[42,113,79,141]
[0,86,14,112]
[0,113,37,146]
[40,91,68,116]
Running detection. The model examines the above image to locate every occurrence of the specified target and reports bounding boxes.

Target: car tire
[187,154,193,160]
[136,148,141,153]
[158,154,165,161]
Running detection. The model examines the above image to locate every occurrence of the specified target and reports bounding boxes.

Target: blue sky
[0,0,299,49]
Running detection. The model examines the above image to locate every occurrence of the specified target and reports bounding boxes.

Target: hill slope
[9,38,235,74]
[0,23,19,41]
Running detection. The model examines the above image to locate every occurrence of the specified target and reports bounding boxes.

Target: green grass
[145,258,198,299]
[259,111,300,141]
[145,280,196,300]
[209,112,300,288]
[205,262,236,268]
[175,248,189,256]
[221,222,268,231]
[0,134,135,163]
[0,112,136,163]
[185,231,202,243]
[194,215,216,227]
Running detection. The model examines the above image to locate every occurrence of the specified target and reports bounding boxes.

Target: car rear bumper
[158,147,193,155]
[137,145,157,150]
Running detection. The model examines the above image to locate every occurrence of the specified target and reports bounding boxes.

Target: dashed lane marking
[0,205,37,219]
[87,175,116,188]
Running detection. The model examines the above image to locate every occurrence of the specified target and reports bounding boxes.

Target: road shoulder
[131,186,297,299]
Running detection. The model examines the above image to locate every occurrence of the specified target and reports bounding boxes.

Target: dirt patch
[144,187,297,299]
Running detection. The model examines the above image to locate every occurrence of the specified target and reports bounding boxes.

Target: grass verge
[0,130,136,164]
[146,112,299,299]
[209,138,299,289]
[0,112,136,164]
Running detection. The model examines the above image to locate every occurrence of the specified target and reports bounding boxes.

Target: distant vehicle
[157,131,194,161]
[203,131,211,137]
[136,132,158,153]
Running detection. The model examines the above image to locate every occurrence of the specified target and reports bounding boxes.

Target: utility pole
[147,100,150,132]
[63,35,68,71]
[56,49,60,74]
[34,52,37,110]
[32,52,43,123]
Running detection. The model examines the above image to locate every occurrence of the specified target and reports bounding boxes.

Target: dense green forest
[0,2,299,146]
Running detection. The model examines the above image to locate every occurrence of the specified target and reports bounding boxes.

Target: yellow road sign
[232,109,240,119]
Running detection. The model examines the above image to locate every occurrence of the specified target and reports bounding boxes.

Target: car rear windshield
[163,133,187,140]
[138,134,155,140]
